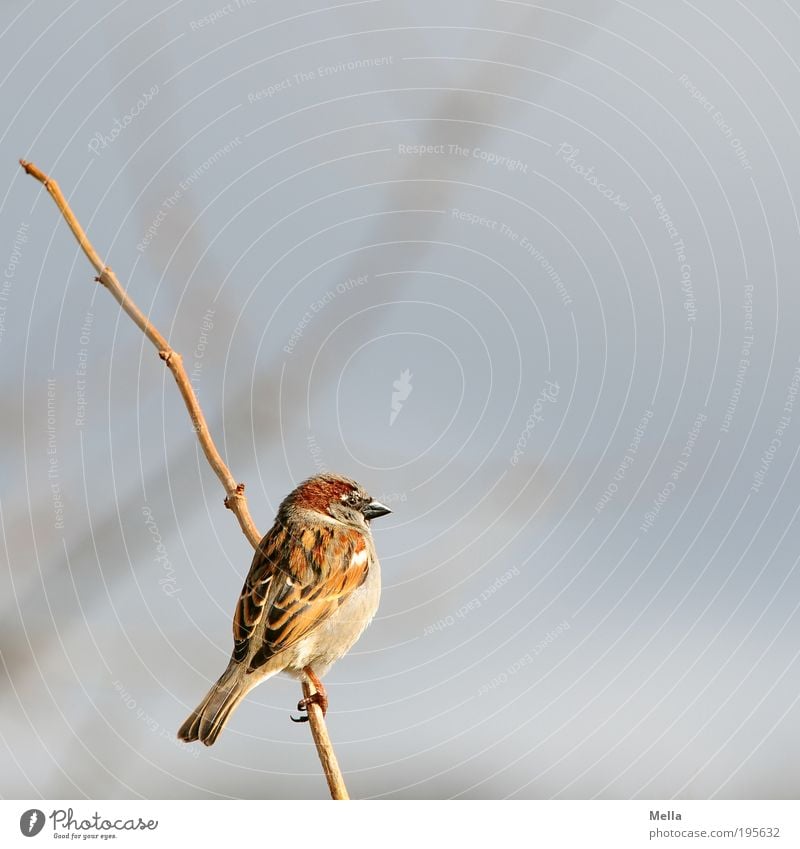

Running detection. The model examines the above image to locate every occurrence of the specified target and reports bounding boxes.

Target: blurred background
[1,0,799,799]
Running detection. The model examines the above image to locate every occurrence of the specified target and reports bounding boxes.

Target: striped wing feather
[232,521,368,670]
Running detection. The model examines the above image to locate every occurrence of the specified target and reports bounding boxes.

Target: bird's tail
[177,663,250,746]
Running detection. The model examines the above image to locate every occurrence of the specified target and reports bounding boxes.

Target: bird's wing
[232,520,370,669]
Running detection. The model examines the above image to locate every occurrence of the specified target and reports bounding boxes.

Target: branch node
[224,483,246,511]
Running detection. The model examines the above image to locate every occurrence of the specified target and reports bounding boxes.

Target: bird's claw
[290,692,327,723]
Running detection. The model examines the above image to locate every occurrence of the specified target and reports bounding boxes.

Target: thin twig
[302,681,350,799]
[18,159,259,547]
[20,158,350,801]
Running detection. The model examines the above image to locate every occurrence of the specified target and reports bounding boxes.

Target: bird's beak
[363,499,392,520]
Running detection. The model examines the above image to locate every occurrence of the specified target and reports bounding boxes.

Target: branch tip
[19,159,51,188]
[19,159,38,179]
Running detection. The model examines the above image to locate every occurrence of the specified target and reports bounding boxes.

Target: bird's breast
[291,556,381,675]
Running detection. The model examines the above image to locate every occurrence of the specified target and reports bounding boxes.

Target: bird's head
[281,473,392,530]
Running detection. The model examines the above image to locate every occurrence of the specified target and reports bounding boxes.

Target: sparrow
[178,473,391,746]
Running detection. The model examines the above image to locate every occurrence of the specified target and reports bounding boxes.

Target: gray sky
[1,0,799,799]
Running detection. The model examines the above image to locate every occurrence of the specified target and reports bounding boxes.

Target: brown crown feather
[282,473,359,518]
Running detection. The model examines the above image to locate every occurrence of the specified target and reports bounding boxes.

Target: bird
[177,472,391,746]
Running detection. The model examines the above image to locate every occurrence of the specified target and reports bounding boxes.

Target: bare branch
[19,159,260,547]
[20,158,349,800]
[302,681,350,800]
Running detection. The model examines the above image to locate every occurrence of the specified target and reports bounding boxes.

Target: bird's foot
[290,690,328,723]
